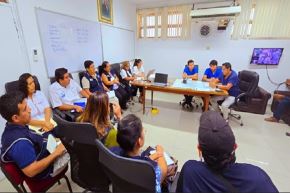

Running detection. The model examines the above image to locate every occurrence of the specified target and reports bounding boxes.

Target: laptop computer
[145,69,155,81]
[153,73,168,87]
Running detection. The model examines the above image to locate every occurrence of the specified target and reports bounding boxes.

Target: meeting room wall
[14,0,136,96]
[0,0,136,180]
[136,21,290,95]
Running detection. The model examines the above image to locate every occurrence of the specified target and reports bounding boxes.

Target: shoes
[264,117,278,122]
[286,132,290,137]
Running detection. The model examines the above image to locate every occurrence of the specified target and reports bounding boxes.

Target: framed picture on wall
[97,0,113,25]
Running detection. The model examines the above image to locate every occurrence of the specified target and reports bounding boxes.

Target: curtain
[251,0,290,39]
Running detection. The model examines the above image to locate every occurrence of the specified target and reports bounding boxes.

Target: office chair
[5,76,41,94]
[78,71,86,88]
[228,70,259,126]
[95,139,156,192]
[179,65,203,111]
[53,114,111,192]
[0,161,72,193]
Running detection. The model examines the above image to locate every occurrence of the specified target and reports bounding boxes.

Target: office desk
[132,79,228,114]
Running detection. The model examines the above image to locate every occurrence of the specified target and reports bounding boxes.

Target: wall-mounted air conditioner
[190,6,241,18]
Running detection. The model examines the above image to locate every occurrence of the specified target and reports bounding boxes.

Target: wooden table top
[131,80,228,96]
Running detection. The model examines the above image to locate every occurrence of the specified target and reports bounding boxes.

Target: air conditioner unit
[190,6,241,18]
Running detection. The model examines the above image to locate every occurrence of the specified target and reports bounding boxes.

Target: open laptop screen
[154,73,168,84]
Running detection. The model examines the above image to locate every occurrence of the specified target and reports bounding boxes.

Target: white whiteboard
[101,25,135,63]
[36,9,103,77]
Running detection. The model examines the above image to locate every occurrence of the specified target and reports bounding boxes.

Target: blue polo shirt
[176,160,278,193]
[218,70,239,97]
[204,67,222,79]
[183,66,198,75]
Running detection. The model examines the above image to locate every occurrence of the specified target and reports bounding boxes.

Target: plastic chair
[0,161,72,193]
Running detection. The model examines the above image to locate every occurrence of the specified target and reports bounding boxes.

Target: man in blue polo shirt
[176,111,278,193]
[202,59,222,82]
[0,92,66,179]
[209,62,239,120]
[182,59,198,109]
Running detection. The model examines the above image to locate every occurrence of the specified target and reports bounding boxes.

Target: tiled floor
[1,92,290,192]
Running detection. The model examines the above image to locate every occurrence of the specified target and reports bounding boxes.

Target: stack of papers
[172,79,214,92]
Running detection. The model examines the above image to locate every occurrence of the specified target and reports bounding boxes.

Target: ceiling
[128,0,233,8]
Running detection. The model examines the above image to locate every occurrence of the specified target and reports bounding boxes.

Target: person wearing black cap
[176,111,278,192]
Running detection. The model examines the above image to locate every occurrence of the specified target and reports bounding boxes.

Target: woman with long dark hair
[77,92,121,147]
[100,61,129,110]
[18,73,55,132]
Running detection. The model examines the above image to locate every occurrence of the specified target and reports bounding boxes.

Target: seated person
[132,59,145,80]
[82,60,119,104]
[0,92,66,179]
[49,68,89,114]
[209,62,239,120]
[182,59,198,109]
[202,59,222,82]
[77,92,121,148]
[19,73,56,133]
[116,114,168,192]
[176,111,278,193]
[100,61,129,110]
[121,61,143,103]
[265,94,290,123]
[82,60,110,94]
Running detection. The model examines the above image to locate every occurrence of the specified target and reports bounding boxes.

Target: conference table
[131,79,228,114]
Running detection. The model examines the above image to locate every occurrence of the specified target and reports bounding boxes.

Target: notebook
[46,134,70,177]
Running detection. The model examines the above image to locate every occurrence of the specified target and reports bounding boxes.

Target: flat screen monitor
[250,48,283,65]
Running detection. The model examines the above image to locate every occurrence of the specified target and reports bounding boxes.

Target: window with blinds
[139,14,161,38]
[137,5,191,39]
[167,12,183,37]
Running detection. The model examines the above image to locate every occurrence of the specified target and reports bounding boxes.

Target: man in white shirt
[49,68,89,113]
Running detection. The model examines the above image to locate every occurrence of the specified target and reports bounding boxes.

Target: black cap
[198,111,235,155]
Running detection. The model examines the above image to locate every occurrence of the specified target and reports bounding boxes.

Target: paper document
[107,90,116,98]
[150,150,174,165]
[29,118,57,135]
[172,79,214,92]
[46,134,61,154]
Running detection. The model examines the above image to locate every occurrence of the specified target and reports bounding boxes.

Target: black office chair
[95,139,156,192]
[53,114,111,192]
[78,71,86,88]
[179,65,203,111]
[228,70,259,126]
[5,75,41,94]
